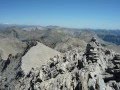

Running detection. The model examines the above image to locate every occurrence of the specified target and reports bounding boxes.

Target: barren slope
[21,42,60,74]
[0,38,26,60]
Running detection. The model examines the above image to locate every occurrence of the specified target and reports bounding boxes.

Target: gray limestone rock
[1,38,120,90]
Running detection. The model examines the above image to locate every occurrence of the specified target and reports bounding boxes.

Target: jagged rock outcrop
[1,38,120,90]
[0,40,37,89]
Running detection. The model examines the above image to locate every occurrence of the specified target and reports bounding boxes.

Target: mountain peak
[0,38,119,90]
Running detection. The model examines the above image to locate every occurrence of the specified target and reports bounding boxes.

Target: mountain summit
[0,38,120,90]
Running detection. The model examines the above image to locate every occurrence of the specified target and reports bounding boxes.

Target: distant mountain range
[0,24,120,45]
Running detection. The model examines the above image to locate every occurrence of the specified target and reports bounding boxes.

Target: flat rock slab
[21,42,60,74]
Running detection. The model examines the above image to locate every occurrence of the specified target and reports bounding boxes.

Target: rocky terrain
[0,25,120,90]
[0,37,120,90]
[0,38,26,60]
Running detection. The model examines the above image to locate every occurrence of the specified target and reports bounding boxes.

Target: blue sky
[0,0,120,29]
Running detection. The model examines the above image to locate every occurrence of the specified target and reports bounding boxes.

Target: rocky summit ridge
[0,38,120,90]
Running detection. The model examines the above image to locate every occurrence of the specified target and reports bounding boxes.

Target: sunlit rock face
[21,42,60,74]
[1,38,120,90]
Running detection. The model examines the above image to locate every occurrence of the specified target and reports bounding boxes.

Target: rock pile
[1,38,120,90]
[86,37,100,63]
